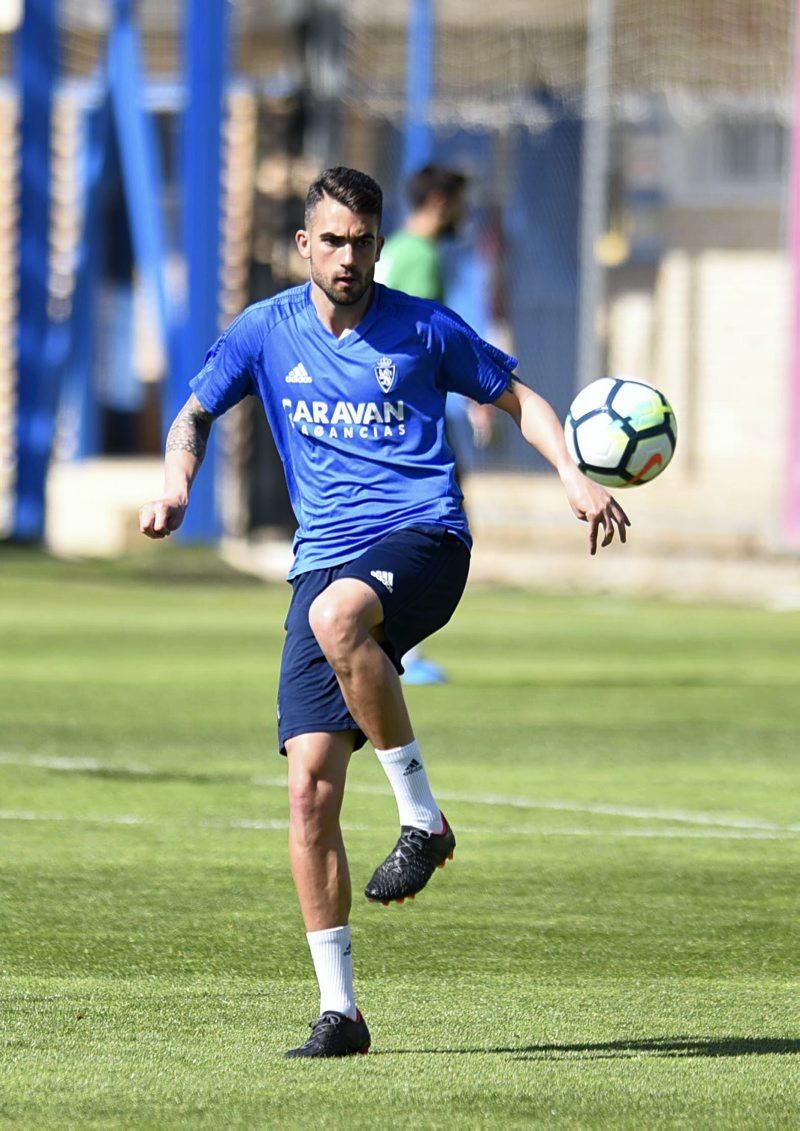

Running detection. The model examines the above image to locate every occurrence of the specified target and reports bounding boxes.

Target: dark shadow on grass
[0,544,269,587]
[380,1037,800,1060]
[457,677,763,691]
[48,766,250,786]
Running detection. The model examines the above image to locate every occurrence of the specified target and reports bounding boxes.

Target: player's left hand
[559,462,631,555]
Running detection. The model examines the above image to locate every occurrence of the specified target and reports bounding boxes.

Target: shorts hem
[340,569,390,615]
[278,723,366,757]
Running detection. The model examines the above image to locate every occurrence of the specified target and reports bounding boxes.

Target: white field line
[0,810,291,832]
[0,808,797,841]
[0,810,157,827]
[1,752,796,835]
[0,753,154,774]
[253,776,795,833]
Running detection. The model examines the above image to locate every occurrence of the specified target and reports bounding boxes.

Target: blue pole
[58,100,112,462]
[402,0,434,182]
[12,0,58,542]
[173,0,229,541]
[108,0,171,357]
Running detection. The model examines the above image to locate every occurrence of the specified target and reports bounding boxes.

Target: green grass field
[1,548,799,1129]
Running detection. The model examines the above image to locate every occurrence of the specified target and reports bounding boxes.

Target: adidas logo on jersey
[370,569,394,593]
[285,362,312,383]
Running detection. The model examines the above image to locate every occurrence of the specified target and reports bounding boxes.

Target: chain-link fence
[1,1,796,555]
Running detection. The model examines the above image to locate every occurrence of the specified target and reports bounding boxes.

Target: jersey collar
[304,282,383,351]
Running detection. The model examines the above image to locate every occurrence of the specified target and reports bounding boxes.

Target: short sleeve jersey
[375,231,444,301]
[190,282,518,578]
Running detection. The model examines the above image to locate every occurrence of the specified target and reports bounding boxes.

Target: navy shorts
[277,523,470,755]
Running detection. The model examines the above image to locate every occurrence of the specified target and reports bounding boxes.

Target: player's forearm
[163,394,215,502]
[162,448,201,504]
[517,388,575,479]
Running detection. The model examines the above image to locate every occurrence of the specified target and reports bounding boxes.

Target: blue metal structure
[61,0,173,465]
[170,0,230,540]
[507,113,581,465]
[13,0,58,541]
[402,0,434,181]
[11,0,229,544]
[57,103,113,462]
[109,0,171,354]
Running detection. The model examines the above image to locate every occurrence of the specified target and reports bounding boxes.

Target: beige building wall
[608,247,791,549]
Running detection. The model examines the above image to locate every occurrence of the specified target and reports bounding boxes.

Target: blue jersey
[190,282,518,577]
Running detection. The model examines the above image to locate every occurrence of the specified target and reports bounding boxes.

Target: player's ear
[375,235,385,262]
[295,229,311,260]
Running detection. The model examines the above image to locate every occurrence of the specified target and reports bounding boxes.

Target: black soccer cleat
[284,1010,371,1059]
[365,815,455,905]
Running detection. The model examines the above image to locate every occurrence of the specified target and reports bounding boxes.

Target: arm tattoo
[166,395,215,460]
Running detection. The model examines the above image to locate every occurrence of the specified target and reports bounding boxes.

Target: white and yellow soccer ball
[564,377,677,488]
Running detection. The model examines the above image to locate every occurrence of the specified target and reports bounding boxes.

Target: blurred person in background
[139,166,629,1059]
[377,164,494,684]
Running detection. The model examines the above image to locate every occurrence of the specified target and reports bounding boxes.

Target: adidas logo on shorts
[370,569,394,593]
[285,362,312,383]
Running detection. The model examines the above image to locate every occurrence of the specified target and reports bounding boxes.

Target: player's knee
[308,592,360,667]
[288,771,340,839]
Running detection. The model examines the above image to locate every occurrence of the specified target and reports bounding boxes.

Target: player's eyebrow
[319,230,375,241]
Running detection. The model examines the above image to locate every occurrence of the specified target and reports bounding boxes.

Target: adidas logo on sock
[370,569,394,593]
[402,757,423,777]
[343,942,352,956]
[285,362,312,383]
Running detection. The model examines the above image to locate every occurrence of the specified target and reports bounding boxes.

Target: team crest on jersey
[374,356,397,394]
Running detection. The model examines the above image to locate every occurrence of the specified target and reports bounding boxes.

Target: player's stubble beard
[310,261,375,308]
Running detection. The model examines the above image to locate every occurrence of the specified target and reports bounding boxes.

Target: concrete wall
[608,247,791,550]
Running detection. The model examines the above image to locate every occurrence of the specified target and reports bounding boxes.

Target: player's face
[296,195,383,307]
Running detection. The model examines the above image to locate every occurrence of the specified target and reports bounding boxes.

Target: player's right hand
[558,461,630,555]
[139,498,187,539]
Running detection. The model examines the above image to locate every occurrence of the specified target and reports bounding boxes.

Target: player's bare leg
[308,579,455,905]
[286,730,353,930]
[308,578,413,749]
[284,730,370,1057]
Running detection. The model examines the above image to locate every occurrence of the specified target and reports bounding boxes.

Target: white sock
[374,738,442,833]
[306,925,357,1020]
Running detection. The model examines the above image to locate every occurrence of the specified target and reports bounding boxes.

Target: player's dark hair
[304,167,383,227]
[405,164,468,210]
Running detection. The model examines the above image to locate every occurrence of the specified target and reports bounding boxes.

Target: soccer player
[139,167,629,1059]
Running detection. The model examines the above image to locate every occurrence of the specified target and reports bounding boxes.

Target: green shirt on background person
[377,230,444,301]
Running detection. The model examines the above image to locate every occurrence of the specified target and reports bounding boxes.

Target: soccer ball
[564,377,677,488]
